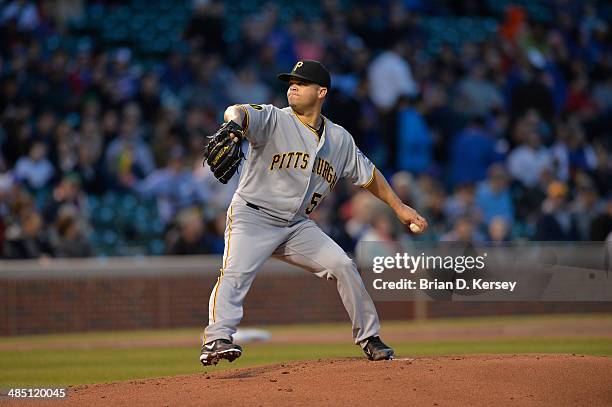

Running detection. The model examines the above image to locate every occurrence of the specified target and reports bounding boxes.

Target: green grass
[1,314,610,387]
[1,337,610,387]
[0,313,609,347]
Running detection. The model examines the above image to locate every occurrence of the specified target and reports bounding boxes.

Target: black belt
[245,201,290,222]
[245,201,260,210]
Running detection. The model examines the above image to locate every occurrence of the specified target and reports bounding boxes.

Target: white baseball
[409,223,422,233]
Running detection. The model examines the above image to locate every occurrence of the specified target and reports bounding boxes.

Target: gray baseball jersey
[203,104,380,347]
[235,104,376,221]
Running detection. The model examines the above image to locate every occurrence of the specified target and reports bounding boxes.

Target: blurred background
[0,0,611,260]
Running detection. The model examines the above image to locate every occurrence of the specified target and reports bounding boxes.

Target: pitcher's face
[287,79,326,111]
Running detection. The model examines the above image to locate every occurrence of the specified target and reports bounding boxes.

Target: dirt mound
[11,354,612,406]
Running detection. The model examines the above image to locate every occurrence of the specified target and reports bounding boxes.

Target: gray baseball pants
[203,195,380,345]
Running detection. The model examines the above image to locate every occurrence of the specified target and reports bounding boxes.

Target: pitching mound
[19,354,612,406]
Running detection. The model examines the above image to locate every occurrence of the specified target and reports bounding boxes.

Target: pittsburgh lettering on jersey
[269,153,337,188]
[270,151,309,171]
[312,157,338,187]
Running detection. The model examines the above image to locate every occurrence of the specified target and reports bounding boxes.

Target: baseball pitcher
[200,60,428,365]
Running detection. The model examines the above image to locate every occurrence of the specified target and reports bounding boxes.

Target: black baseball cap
[278,60,331,88]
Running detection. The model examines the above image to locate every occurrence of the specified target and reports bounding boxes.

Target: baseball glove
[203,120,245,184]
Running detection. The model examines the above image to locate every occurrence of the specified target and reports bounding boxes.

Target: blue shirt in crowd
[396,106,432,174]
[475,181,514,225]
[450,126,500,187]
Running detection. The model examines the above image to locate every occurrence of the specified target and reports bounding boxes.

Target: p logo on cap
[292,61,304,72]
[278,60,331,88]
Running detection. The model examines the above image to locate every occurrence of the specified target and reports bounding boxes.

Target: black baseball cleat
[200,339,242,366]
[361,336,395,361]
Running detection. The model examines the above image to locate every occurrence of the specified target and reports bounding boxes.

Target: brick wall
[0,272,415,335]
[0,257,610,336]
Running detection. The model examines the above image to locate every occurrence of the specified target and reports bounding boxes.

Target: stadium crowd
[1,0,611,259]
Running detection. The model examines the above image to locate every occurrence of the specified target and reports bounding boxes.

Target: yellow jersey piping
[211,204,234,323]
[360,166,376,189]
[291,110,322,141]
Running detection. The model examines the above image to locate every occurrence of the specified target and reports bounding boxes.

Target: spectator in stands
[136,72,161,123]
[551,118,597,181]
[1,119,32,170]
[589,195,612,241]
[107,48,139,104]
[342,191,378,243]
[535,181,580,241]
[508,62,556,124]
[74,136,106,195]
[166,207,213,255]
[226,66,271,104]
[42,173,88,225]
[0,174,14,249]
[440,216,484,242]
[150,120,182,170]
[205,210,228,255]
[184,54,230,110]
[54,120,79,176]
[137,146,205,225]
[184,0,226,55]
[351,78,385,162]
[67,45,94,97]
[101,109,120,150]
[488,216,511,243]
[368,40,418,168]
[592,75,612,113]
[390,171,421,210]
[367,40,418,111]
[13,141,55,191]
[2,208,53,259]
[41,50,73,114]
[455,64,503,117]
[355,203,412,265]
[570,180,601,241]
[104,111,155,190]
[1,0,40,32]
[396,96,432,174]
[444,183,481,227]
[419,181,447,239]
[450,116,500,187]
[566,73,596,115]
[423,82,463,165]
[475,164,514,226]
[53,212,93,258]
[591,142,612,195]
[507,129,552,188]
[32,110,57,146]
[160,52,192,94]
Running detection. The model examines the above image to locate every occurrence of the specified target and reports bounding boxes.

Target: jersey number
[305,192,322,214]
